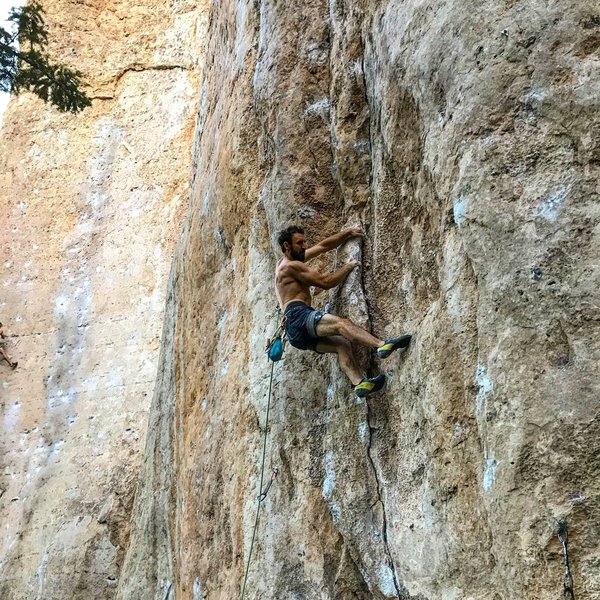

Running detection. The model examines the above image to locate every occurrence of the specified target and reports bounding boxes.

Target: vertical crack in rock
[359,259,406,600]
[364,412,404,599]
[326,2,408,594]
[356,15,403,597]
[321,3,339,213]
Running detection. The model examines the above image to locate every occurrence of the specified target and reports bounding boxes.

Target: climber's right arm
[285,261,358,290]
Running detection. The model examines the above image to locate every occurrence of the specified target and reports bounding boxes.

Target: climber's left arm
[304,227,363,261]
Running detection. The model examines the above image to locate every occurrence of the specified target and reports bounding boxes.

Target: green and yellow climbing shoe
[355,374,386,398]
[377,335,412,359]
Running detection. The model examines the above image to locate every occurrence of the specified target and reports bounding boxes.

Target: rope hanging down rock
[240,353,279,600]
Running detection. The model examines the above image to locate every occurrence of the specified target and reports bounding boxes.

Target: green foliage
[0,2,91,113]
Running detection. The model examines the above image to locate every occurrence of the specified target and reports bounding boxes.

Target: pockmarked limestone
[2,0,599,599]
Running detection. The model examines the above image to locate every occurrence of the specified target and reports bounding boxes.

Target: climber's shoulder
[279,259,311,279]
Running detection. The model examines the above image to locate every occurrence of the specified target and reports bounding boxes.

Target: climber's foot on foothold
[355,374,386,398]
[377,335,412,359]
[10,361,17,370]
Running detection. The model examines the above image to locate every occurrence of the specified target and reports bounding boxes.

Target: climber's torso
[275,257,313,311]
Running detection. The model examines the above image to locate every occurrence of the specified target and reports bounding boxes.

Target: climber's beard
[290,248,305,262]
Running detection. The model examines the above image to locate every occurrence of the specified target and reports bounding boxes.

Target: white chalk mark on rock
[304,97,331,119]
[453,197,466,227]
[483,458,497,492]
[377,564,397,597]
[534,187,569,222]
[322,449,336,500]
[475,362,493,413]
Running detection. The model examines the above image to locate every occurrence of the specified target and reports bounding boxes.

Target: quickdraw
[258,468,279,503]
[557,519,575,599]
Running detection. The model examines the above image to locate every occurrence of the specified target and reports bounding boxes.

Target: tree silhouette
[0,2,91,113]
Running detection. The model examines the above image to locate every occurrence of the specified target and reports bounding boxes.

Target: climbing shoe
[377,335,412,359]
[355,374,386,398]
[10,361,17,370]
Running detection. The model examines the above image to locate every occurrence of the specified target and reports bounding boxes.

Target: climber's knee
[335,336,352,356]
[314,335,351,356]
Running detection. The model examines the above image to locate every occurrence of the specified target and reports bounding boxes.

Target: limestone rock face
[0,1,208,598]
[2,0,599,599]
[118,0,600,599]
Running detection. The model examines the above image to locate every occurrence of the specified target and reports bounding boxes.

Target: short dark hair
[277,225,304,252]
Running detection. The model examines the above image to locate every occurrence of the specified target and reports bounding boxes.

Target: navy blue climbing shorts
[284,301,326,352]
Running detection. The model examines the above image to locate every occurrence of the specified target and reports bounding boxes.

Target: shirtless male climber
[274,225,410,397]
[0,322,18,370]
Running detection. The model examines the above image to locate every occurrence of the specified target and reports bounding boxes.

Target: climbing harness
[240,314,283,600]
[557,519,575,599]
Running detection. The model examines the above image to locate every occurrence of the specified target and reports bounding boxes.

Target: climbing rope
[557,519,575,599]
[240,344,280,600]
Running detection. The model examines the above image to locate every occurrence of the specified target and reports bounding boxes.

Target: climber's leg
[315,314,383,349]
[315,336,387,397]
[315,336,364,385]
[316,314,412,358]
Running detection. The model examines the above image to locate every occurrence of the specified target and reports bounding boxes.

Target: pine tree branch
[0,3,90,113]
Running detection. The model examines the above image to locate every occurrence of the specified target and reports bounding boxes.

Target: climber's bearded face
[288,233,306,262]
